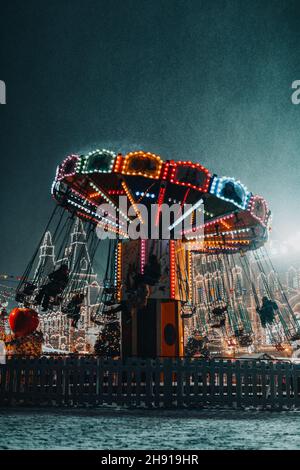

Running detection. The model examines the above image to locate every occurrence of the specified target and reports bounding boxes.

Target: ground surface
[0,408,299,450]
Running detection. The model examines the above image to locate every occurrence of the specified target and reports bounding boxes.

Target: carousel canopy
[51,149,271,253]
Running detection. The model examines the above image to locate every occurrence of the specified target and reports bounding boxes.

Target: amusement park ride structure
[6,149,300,358]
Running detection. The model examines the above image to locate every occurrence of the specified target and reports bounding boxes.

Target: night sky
[1,0,300,275]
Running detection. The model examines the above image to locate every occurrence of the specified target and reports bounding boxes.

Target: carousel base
[121,299,184,358]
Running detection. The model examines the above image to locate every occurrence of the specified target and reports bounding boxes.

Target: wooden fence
[1,356,300,409]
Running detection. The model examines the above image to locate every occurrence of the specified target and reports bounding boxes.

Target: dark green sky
[1,0,300,274]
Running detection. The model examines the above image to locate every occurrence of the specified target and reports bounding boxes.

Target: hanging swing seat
[15,282,37,304]
[22,282,36,296]
[181,313,194,319]
[256,306,276,328]
[51,295,64,306]
[185,333,208,357]
[290,332,300,341]
[103,287,117,295]
[233,327,252,346]
[104,299,119,307]
[91,317,103,326]
[180,303,195,319]
[212,305,228,317]
[210,315,226,328]
[61,302,73,315]
[238,334,253,347]
[102,304,122,315]
[209,302,227,327]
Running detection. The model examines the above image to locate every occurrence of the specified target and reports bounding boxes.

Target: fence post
[235,360,242,408]
[176,357,184,407]
[6,358,15,405]
[200,359,208,406]
[163,358,173,408]
[184,357,192,407]
[293,363,300,408]
[106,357,114,406]
[276,362,283,410]
[269,361,276,409]
[154,358,161,407]
[251,361,258,408]
[218,359,224,405]
[209,359,216,405]
[116,358,123,407]
[0,363,7,404]
[126,357,133,407]
[135,358,142,408]
[285,362,292,408]
[96,357,104,406]
[145,358,153,408]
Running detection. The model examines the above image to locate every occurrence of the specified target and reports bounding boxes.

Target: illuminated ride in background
[9,149,300,357]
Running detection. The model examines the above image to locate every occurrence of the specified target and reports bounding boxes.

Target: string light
[169,161,211,192]
[67,200,127,237]
[187,249,193,302]
[135,191,155,199]
[204,239,250,246]
[185,227,251,240]
[155,185,167,226]
[96,218,129,238]
[113,153,123,173]
[69,188,124,226]
[121,181,144,224]
[183,213,236,236]
[248,195,269,226]
[57,155,79,180]
[122,151,163,179]
[170,240,176,299]
[161,162,170,180]
[210,176,251,210]
[140,239,146,274]
[220,219,231,230]
[81,149,116,174]
[108,190,125,195]
[89,182,130,222]
[75,155,85,173]
[89,192,101,199]
[115,242,122,300]
[168,199,203,231]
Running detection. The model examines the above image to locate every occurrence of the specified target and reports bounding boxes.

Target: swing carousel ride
[2,149,300,358]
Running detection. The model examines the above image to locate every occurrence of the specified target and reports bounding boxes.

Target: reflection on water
[0,408,300,450]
